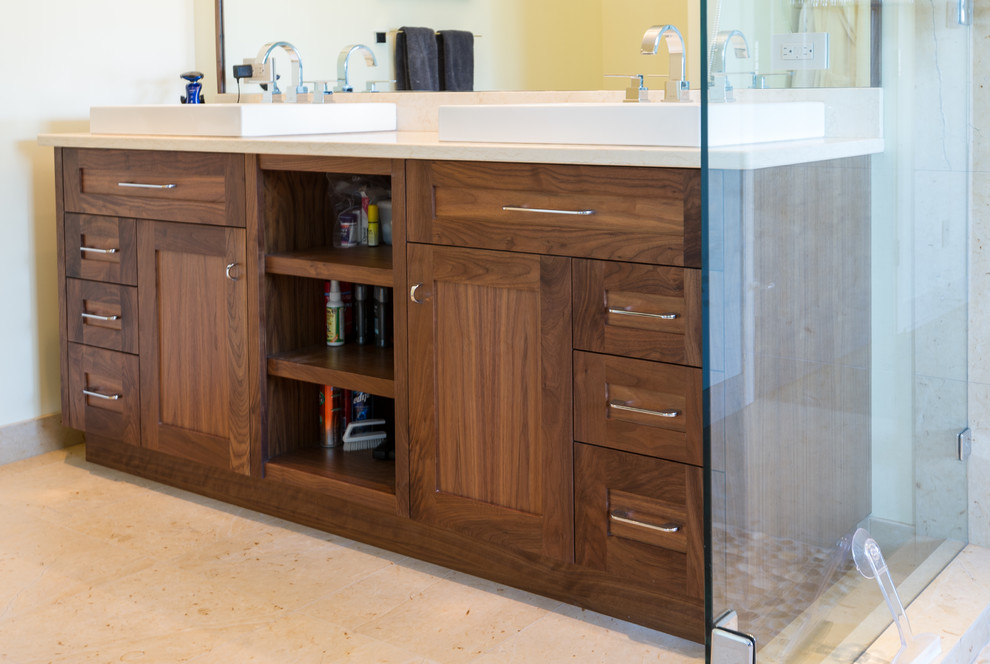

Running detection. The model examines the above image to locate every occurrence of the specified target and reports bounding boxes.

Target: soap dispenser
[180,71,204,104]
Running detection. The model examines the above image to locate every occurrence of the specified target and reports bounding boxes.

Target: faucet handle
[305,81,336,103]
[605,74,650,103]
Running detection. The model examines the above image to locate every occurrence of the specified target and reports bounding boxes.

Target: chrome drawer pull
[225,263,239,281]
[610,513,681,533]
[81,312,120,322]
[608,400,680,418]
[79,246,118,255]
[82,388,122,401]
[501,205,595,216]
[117,182,177,190]
[607,308,679,320]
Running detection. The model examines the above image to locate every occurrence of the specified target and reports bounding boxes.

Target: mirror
[205,0,876,97]
[209,0,700,95]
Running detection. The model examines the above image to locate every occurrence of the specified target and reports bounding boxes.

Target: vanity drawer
[575,443,703,601]
[573,260,702,366]
[62,149,245,227]
[64,214,137,285]
[407,160,701,267]
[574,351,702,466]
[66,343,140,445]
[66,279,138,354]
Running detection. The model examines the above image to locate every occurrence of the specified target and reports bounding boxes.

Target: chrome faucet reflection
[247,41,307,102]
[641,25,690,103]
[710,30,751,103]
[336,44,378,92]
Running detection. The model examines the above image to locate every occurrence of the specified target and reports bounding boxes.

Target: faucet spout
[336,44,378,92]
[255,41,306,102]
[641,25,689,102]
[709,30,751,102]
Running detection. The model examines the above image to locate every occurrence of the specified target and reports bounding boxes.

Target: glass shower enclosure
[702,0,972,658]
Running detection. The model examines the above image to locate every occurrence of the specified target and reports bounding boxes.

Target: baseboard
[0,413,84,466]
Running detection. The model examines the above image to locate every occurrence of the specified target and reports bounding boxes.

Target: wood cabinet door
[137,220,251,474]
[407,244,573,562]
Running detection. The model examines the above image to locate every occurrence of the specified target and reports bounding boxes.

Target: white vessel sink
[438,102,825,147]
[90,103,397,137]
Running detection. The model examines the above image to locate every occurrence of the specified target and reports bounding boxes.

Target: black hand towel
[437,30,475,92]
[395,27,440,91]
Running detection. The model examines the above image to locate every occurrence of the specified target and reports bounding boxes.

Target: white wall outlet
[771,32,830,70]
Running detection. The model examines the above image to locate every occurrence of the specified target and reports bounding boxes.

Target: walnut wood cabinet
[54,147,708,643]
[58,149,254,475]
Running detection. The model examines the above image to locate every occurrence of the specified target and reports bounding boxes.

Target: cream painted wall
[1,0,196,428]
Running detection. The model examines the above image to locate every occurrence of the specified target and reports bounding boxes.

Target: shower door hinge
[958,427,972,461]
[712,610,757,664]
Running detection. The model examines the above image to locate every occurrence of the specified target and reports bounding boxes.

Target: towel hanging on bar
[395,26,440,91]
[437,30,474,91]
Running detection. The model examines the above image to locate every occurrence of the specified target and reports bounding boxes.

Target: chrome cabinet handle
[81,312,120,322]
[79,246,118,255]
[409,282,429,304]
[117,182,177,190]
[225,263,239,281]
[608,400,680,418]
[610,512,681,533]
[501,205,595,216]
[82,388,122,401]
[607,308,679,320]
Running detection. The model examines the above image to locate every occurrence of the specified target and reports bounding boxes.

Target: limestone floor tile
[0,522,155,620]
[0,561,285,662]
[186,610,443,664]
[353,574,562,664]
[466,603,705,664]
[311,557,458,631]
[171,527,406,613]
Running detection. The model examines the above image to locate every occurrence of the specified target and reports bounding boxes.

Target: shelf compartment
[265,246,393,287]
[265,446,396,513]
[268,344,394,398]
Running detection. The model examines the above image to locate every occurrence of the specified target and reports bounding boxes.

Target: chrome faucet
[641,25,690,103]
[709,30,751,102]
[250,41,307,102]
[336,44,378,92]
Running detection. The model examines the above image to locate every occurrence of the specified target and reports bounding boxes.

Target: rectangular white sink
[438,102,825,148]
[90,103,397,137]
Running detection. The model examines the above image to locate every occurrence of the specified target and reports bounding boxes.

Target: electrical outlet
[771,32,829,70]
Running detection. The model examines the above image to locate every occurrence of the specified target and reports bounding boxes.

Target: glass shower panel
[703,0,971,658]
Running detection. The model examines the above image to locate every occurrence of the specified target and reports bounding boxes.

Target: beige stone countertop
[37,129,883,170]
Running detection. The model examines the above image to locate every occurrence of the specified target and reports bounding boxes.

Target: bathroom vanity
[42,105,878,643]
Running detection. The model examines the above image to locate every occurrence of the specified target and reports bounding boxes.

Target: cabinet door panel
[138,220,251,474]
[408,244,573,561]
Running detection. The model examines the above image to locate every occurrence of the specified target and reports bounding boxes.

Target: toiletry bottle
[353,284,371,345]
[367,204,380,247]
[326,280,345,346]
[321,385,344,447]
[373,286,392,348]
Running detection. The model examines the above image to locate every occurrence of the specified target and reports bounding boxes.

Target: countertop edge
[37,131,883,170]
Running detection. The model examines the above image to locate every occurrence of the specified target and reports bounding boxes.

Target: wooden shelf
[265,446,396,513]
[268,344,394,398]
[265,246,393,287]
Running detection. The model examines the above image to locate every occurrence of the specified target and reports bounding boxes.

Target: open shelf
[265,446,396,513]
[267,344,394,398]
[265,246,393,287]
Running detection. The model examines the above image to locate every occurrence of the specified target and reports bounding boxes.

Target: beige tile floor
[0,445,705,664]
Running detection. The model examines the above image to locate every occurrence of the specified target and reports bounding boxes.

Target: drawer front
[573,260,702,366]
[574,351,702,466]
[66,279,138,354]
[62,149,245,227]
[575,443,703,601]
[64,214,137,285]
[407,160,701,267]
[66,343,140,445]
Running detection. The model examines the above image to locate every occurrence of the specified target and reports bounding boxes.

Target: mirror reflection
[215,0,698,94]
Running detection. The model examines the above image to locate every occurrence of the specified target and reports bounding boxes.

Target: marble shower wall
[969,0,990,547]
